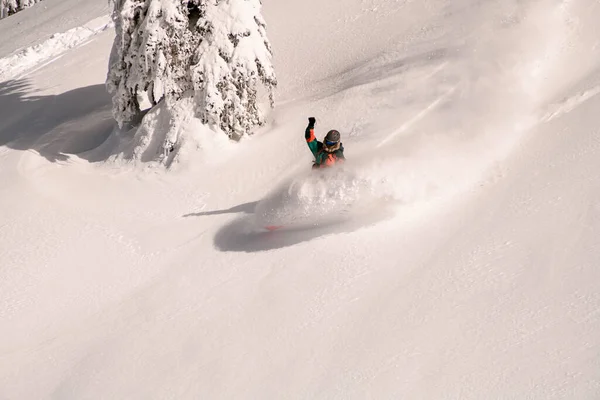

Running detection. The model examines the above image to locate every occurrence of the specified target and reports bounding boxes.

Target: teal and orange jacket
[305,122,345,168]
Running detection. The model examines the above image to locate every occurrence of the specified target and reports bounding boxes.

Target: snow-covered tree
[107,0,277,149]
[1,0,43,19]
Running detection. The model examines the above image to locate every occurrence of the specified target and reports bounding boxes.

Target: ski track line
[421,60,449,82]
[15,54,67,80]
[377,84,457,148]
[541,83,600,123]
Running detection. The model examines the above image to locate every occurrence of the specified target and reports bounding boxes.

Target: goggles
[325,140,339,147]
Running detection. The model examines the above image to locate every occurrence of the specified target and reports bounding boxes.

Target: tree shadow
[183,201,259,217]
[0,78,117,162]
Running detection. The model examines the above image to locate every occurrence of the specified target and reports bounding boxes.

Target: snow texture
[1,0,600,398]
[0,16,112,82]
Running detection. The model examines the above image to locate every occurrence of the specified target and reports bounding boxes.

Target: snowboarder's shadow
[213,206,394,253]
[183,201,258,217]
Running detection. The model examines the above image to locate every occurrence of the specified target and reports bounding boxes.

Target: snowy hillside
[1,0,600,398]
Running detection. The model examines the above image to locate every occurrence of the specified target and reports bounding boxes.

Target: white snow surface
[1,0,600,398]
[0,15,111,82]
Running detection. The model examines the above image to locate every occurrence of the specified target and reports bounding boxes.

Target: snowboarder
[305,117,345,168]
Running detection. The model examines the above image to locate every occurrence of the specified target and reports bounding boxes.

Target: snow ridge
[0,15,112,83]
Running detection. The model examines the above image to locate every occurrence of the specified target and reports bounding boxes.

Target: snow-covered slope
[1,0,600,398]
[0,0,109,56]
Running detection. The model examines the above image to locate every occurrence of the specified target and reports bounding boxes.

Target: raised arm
[305,117,319,157]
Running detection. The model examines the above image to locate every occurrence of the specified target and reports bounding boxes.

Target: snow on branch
[107,0,277,158]
[1,0,43,19]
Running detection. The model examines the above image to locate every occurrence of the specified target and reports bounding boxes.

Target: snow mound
[0,15,112,82]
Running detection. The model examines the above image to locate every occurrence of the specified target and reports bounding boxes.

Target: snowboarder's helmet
[324,130,340,146]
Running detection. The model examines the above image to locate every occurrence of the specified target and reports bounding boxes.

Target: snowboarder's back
[305,117,345,168]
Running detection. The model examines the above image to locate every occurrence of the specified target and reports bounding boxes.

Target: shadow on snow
[183,201,259,217]
[212,204,394,253]
[0,78,116,162]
